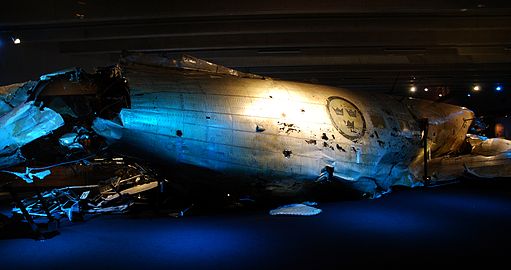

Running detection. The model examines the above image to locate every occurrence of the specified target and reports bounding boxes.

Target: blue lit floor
[1,179,511,269]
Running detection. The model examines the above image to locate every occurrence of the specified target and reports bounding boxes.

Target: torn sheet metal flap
[92,117,124,141]
[122,53,264,79]
[0,82,33,117]
[0,101,64,151]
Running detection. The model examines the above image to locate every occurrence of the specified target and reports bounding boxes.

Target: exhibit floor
[1,179,511,269]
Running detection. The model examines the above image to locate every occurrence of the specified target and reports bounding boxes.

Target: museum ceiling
[1,0,510,115]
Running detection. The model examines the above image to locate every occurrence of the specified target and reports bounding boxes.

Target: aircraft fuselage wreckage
[1,53,510,222]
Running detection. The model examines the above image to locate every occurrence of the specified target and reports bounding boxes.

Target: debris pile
[11,157,159,222]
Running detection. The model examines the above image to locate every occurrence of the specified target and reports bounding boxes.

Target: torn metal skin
[1,53,510,207]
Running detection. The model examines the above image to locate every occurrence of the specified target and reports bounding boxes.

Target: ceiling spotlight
[496,86,502,91]
[424,88,429,92]
[467,93,471,97]
[11,37,21,44]
[410,86,416,92]
[473,85,480,91]
[438,94,443,97]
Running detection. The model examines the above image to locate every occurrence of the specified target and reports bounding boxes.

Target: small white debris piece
[269,203,322,216]
[59,132,87,150]
[80,191,90,200]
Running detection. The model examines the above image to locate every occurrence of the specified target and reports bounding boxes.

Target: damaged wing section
[426,135,511,181]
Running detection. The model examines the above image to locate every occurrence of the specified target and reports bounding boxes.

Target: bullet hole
[278,122,300,134]
[305,139,317,145]
[331,134,335,139]
[256,125,266,132]
[269,95,273,98]
[283,150,292,158]
[301,109,305,113]
[176,130,183,137]
[336,144,346,152]
[206,116,211,119]
[321,133,329,140]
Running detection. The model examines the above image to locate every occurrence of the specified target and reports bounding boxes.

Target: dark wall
[1,1,511,116]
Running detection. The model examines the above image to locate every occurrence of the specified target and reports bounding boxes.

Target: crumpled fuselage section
[0,66,129,171]
[92,54,507,197]
[1,53,510,198]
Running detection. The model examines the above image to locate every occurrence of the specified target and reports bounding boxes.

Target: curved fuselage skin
[102,63,473,195]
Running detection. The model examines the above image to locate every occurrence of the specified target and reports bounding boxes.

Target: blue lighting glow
[467,93,471,97]
[320,201,447,237]
[496,86,502,91]
[413,192,511,216]
[0,218,265,269]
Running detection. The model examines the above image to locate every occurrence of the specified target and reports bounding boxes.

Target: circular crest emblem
[326,96,366,141]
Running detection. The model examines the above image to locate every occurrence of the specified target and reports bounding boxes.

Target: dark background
[2,3,511,268]
[1,1,510,119]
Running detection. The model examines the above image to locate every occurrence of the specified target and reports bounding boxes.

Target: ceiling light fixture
[11,37,21,44]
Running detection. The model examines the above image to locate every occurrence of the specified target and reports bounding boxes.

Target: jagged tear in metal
[1,53,510,207]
